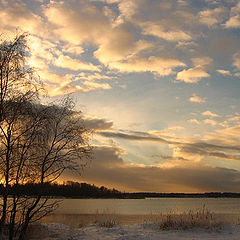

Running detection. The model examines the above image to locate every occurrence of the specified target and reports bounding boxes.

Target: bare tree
[19,98,91,240]
[0,33,40,122]
[0,34,92,240]
[0,33,40,232]
[0,97,44,239]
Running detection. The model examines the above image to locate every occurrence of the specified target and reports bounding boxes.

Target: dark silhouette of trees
[0,181,123,199]
[0,33,41,238]
[0,34,92,240]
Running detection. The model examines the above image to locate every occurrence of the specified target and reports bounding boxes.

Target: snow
[38,223,240,240]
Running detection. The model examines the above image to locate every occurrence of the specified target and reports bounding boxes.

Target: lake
[53,198,240,215]
[41,198,240,226]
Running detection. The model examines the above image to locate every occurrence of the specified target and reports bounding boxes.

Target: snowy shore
[32,222,240,240]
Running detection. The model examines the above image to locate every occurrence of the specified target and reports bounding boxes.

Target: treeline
[126,192,240,198]
[1,182,239,199]
[0,181,123,199]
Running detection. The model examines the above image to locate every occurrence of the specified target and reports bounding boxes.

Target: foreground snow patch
[38,223,240,240]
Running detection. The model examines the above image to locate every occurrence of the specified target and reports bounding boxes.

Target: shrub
[143,206,224,231]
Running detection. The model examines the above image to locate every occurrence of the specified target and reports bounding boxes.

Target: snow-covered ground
[37,223,240,240]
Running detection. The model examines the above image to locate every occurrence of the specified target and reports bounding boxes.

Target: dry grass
[37,206,234,235]
[142,206,224,231]
[0,207,229,239]
[93,213,119,228]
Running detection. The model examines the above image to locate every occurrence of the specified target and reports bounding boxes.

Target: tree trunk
[18,218,30,240]
[0,194,8,232]
[8,196,17,240]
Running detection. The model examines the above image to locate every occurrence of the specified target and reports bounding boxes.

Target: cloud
[228,116,240,122]
[54,55,100,72]
[224,2,240,28]
[233,52,240,70]
[142,22,192,42]
[83,117,113,131]
[188,119,201,124]
[0,0,45,36]
[108,56,186,76]
[99,129,240,152]
[234,72,240,77]
[177,144,240,162]
[44,79,111,97]
[39,70,73,86]
[44,1,146,68]
[64,145,240,192]
[198,7,227,26]
[45,84,78,97]
[176,66,210,83]
[81,81,112,91]
[28,36,57,64]
[94,24,138,64]
[78,72,115,81]
[216,69,232,76]
[117,0,138,21]
[167,126,184,131]
[191,57,213,67]
[224,15,240,28]
[189,94,206,103]
[202,111,219,117]
[44,0,110,45]
[97,127,240,174]
[99,131,171,144]
[203,133,240,147]
[63,46,84,55]
[203,119,218,126]
[217,125,240,137]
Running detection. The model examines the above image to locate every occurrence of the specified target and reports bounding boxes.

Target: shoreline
[41,213,240,228]
[27,221,240,240]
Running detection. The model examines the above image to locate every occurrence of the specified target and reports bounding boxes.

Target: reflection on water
[52,198,240,215]
[41,198,240,226]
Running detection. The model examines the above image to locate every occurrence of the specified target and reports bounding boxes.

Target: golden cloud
[191,56,213,67]
[142,22,192,42]
[188,119,201,124]
[198,7,227,26]
[55,55,100,72]
[93,24,137,64]
[202,111,219,117]
[224,15,240,28]
[176,66,210,83]
[63,145,240,192]
[203,119,218,126]
[0,0,44,35]
[46,81,111,97]
[224,2,240,28]
[44,1,110,45]
[216,69,232,76]
[189,94,206,103]
[108,56,185,76]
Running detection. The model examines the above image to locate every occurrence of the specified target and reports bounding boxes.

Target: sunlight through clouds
[1,0,240,192]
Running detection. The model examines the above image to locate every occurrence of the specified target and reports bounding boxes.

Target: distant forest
[0,181,123,198]
[0,181,240,198]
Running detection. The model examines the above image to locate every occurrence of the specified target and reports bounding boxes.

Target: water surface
[54,198,240,215]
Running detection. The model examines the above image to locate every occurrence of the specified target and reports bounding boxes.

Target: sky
[1,0,240,192]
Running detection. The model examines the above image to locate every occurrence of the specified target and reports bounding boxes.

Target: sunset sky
[1,0,240,192]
